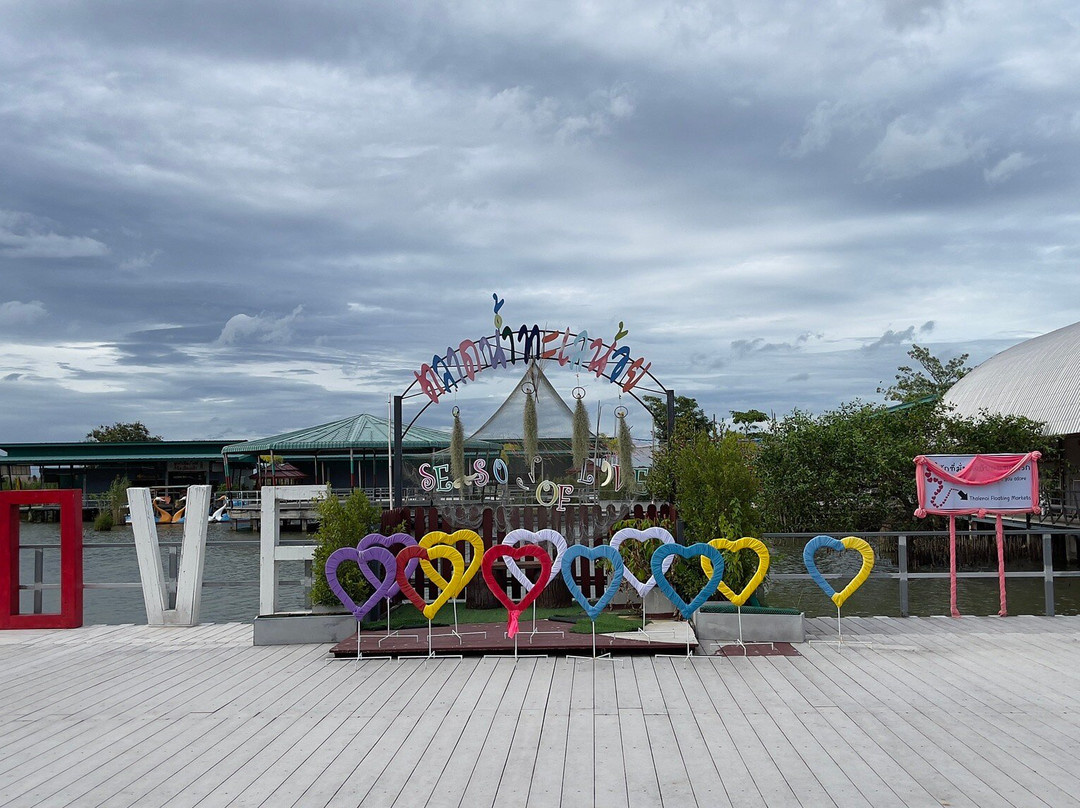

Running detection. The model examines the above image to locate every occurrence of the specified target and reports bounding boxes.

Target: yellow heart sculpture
[700,537,770,607]
[419,530,484,598]
[834,536,874,608]
[410,544,465,619]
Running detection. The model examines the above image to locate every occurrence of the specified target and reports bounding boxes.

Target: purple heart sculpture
[325,545,397,622]
[359,532,418,600]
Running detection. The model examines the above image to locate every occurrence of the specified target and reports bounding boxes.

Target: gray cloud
[0,1,1077,441]
[0,211,109,259]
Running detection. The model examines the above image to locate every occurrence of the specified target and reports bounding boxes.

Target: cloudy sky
[1,1,1078,444]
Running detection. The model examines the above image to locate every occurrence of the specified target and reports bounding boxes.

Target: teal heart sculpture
[650,543,725,620]
[561,544,624,620]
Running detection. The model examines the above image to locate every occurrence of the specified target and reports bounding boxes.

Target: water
[12,522,1080,623]
[14,521,308,624]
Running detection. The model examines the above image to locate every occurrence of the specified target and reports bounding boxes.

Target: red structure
[0,489,83,629]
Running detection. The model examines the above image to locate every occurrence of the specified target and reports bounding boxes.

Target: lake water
[12,521,1080,623]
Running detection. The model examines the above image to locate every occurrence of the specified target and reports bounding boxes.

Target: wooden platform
[330,618,697,658]
[2,616,1079,806]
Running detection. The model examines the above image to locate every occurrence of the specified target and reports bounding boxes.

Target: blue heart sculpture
[803,535,842,599]
[561,544,624,620]
[803,534,875,608]
[650,543,725,620]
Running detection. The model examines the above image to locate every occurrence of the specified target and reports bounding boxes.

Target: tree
[754,400,1052,533]
[310,489,382,610]
[643,394,712,443]
[643,394,718,503]
[878,344,972,403]
[731,409,769,432]
[86,422,162,442]
[674,431,761,542]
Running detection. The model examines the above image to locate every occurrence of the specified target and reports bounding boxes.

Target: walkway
[1,616,1078,807]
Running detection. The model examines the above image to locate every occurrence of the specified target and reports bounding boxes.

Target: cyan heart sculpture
[561,544,624,621]
[501,528,566,590]
[651,543,724,620]
[359,532,418,600]
[803,535,875,608]
[325,545,397,622]
[609,526,675,597]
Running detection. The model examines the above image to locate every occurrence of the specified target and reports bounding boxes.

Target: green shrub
[93,510,114,531]
[105,475,131,523]
[309,488,382,610]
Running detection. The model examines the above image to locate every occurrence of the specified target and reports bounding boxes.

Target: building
[943,320,1080,520]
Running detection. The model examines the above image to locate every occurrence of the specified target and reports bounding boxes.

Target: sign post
[914,452,1041,617]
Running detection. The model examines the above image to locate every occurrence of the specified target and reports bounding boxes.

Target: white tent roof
[469,363,577,442]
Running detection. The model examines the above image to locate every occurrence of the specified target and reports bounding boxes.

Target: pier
[2,615,1079,807]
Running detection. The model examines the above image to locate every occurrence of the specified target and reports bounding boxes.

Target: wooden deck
[1,615,1078,807]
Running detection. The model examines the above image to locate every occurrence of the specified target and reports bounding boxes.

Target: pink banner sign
[914,452,1041,517]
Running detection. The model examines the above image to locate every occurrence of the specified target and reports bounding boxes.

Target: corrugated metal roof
[943,320,1080,435]
[222,413,491,454]
[0,441,236,464]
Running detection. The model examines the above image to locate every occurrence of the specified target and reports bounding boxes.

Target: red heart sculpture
[395,544,464,620]
[482,544,553,638]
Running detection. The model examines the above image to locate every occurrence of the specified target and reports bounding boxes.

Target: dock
[1,615,1079,807]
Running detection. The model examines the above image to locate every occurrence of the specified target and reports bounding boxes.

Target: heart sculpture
[651,543,725,620]
[325,545,397,622]
[418,530,484,598]
[482,544,553,637]
[700,537,770,607]
[803,535,875,608]
[359,532,418,600]
[609,526,675,597]
[501,528,566,591]
[561,544,624,621]
[395,544,465,620]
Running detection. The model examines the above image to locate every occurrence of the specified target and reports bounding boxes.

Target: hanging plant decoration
[617,406,637,495]
[523,382,538,467]
[450,406,466,494]
[572,387,590,472]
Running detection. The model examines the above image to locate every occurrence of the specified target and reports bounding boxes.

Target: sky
[1,1,1078,445]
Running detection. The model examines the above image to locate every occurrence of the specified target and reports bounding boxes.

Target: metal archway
[391,324,676,507]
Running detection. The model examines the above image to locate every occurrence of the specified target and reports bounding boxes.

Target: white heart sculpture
[609,526,676,597]
[501,528,567,591]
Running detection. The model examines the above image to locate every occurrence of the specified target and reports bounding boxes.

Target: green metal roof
[0,440,239,465]
[221,413,494,455]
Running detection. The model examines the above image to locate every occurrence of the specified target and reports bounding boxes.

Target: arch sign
[391,295,673,508]
[405,293,661,404]
[914,452,1041,619]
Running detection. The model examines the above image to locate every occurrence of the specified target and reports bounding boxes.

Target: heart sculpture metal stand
[609,527,676,641]
[501,529,567,641]
[325,544,399,663]
[353,533,421,649]
[481,543,554,659]
[651,543,725,659]
[702,537,771,648]
[395,544,467,659]
[561,544,624,661]
[804,535,876,649]
[419,531,487,644]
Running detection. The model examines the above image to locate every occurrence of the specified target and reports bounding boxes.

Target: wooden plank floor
[1,616,1079,807]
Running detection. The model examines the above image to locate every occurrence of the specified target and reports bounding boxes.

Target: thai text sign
[914,453,1040,516]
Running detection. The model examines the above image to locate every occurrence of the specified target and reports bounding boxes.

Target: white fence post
[258,485,328,616]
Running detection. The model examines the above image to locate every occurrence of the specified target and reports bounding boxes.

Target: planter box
[692,607,805,644]
[252,612,357,646]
